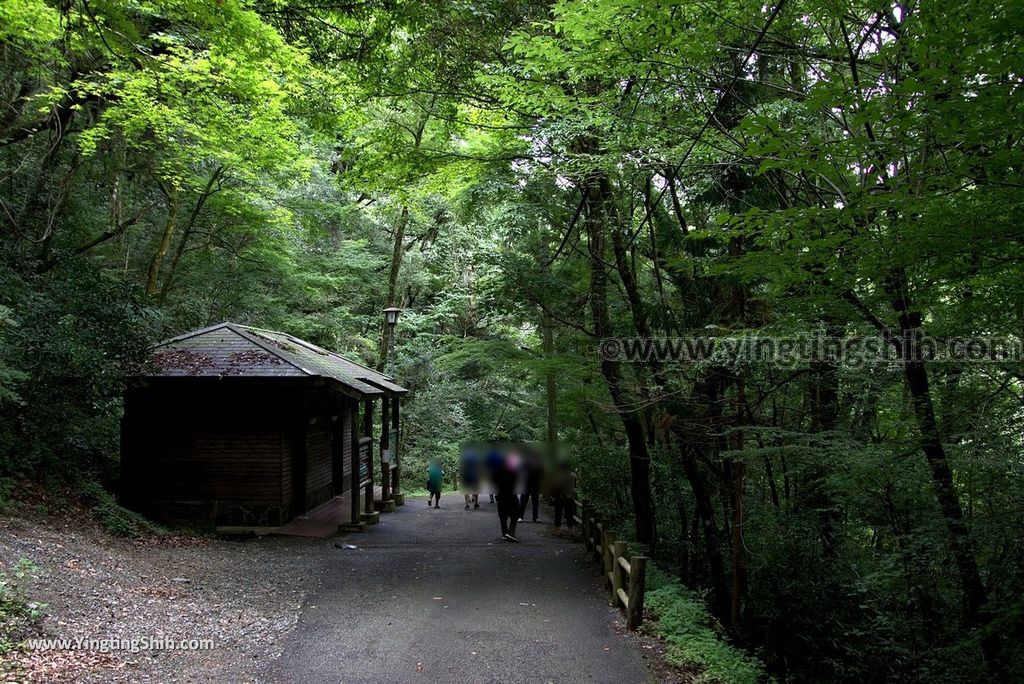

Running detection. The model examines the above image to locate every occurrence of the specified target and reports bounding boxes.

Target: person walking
[489,448,521,542]
[426,457,444,508]
[551,462,577,528]
[518,450,542,523]
[460,447,482,510]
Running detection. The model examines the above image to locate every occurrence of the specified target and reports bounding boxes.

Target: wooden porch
[216,487,385,538]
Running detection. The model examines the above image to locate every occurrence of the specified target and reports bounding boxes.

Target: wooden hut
[120,322,407,530]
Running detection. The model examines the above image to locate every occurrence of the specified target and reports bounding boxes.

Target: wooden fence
[576,499,647,630]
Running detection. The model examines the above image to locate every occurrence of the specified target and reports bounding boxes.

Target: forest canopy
[2,0,1022,681]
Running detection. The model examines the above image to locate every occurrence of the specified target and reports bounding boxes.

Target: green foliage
[0,478,15,514]
[0,257,155,478]
[2,0,1024,681]
[646,583,768,684]
[76,480,162,538]
[0,558,45,656]
[0,0,61,63]
[0,308,27,408]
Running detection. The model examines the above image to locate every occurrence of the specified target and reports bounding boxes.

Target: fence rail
[574,499,647,630]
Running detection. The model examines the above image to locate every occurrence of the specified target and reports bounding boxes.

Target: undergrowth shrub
[645,582,769,684]
[77,480,162,538]
[0,559,44,655]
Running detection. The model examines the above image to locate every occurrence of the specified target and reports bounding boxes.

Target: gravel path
[0,509,322,683]
[273,493,652,684]
[2,494,654,683]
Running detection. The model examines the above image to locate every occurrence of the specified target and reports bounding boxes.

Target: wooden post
[363,399,374,514]
[602,529,616,590]
[380,397,391,501]
[582,505,590,549]
[330,412,343,496]
[611,540,627,607]
[626,555,647,630]
[350,400,360,524]
[391,396,401,495]
[582,501,592,552]
[587,505,595,538]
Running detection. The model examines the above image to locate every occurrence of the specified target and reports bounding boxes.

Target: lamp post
[382,306,400,371]
[377,306,401,372]
[381,306,402,504]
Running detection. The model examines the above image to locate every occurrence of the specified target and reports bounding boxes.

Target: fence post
[611,540,627,607]
[626,555,647,630]
[582,501,592,552]
[602,528,616,590]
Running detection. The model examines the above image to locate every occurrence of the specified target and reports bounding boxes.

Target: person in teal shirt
[426,457,444,508]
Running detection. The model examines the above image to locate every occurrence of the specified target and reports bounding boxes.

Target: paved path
[273,493,651,684]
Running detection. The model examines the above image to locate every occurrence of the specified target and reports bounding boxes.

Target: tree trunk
[541,239,558,443]
[885,269,1000,670]
[158,167,224,304]
[583,172,655,545]
[675,435,729,621]
[805,354,839,556]
[377,205,409,371]
[729,375,747,627]
[146,188,178,297]
[376,102,432,371]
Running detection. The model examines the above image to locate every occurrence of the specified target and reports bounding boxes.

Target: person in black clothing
[551,462,577,528]
[489,448,520,542]
[518,450,541,523]
[460,448,482,510]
